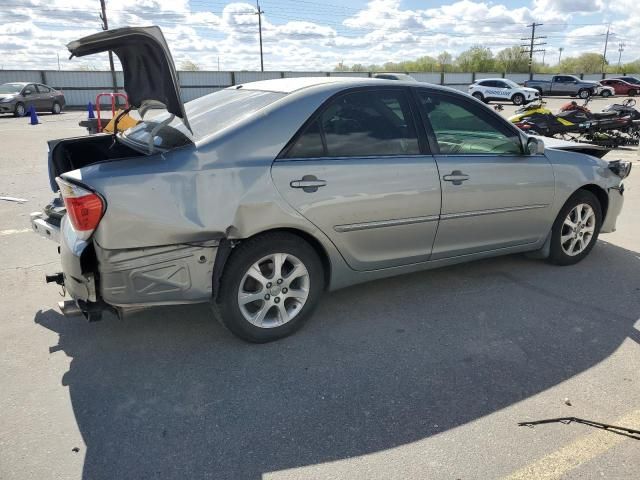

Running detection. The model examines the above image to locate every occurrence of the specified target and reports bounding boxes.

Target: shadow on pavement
[35,240,640,479]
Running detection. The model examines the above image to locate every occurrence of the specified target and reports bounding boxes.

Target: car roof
[235,76,435,94]
[477,78,507,82]
[1,82,29,85]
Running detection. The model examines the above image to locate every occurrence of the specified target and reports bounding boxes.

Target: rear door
[551,76,571,95]
[271,87,441,271]
[414,88,554,259]
[35,84,54,110]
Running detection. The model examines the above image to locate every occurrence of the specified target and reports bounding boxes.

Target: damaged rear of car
[31,26,302,325]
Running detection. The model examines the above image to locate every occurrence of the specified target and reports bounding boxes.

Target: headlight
[608,160,632,179]
[0,97,15,103]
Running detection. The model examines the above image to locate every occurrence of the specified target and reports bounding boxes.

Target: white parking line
[0,228,32,236]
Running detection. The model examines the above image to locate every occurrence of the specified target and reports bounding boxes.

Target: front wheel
[578,89,591,99]
[547,190,602,266]
[472,92,485,103]
[14,102,25,117]
[52,102,62,114]
[601,90,612,98]
[213,232,324,342]
[512,93,525,105]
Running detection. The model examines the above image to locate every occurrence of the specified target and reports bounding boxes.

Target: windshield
[503,79,519,88]
[0,83,23,94]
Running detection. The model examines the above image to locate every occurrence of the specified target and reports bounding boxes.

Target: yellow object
[508,106,575,126]
[103,110,140,133]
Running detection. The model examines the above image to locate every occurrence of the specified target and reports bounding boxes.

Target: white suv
[468,78,540,105]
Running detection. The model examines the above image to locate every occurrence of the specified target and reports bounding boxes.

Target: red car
[599,78,639,96]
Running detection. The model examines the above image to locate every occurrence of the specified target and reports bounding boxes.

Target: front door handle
[290,175,327,193]
[442,170,470,186]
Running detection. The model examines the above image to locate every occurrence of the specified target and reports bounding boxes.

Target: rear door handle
[290,175,327,193]
[442,170,470,186]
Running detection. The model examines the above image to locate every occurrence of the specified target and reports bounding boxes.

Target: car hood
[532,135,610,158]
[522,87,539,94]
[67,26,191,132]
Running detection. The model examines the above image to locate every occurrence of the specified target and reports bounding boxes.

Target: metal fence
[1,69,638,107]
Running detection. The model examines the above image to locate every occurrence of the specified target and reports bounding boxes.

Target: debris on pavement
[0,196,28,203]
[518,417,640,439]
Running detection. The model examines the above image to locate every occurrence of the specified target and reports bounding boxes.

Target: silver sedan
[32,26,631,342]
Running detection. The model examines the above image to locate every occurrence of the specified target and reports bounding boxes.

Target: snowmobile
[508,98,639,148]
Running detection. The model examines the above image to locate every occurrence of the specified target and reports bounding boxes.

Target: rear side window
[286,89,420,158]
[416,90,522,155]
[37,85,51,93]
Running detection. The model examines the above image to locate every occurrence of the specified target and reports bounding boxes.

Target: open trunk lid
[67,26,191,132]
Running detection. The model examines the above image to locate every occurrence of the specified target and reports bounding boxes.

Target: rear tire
[213,232,324,343]
[629,89,638,97]
[51,102,62,114]
[512,93,525,105]
[547,190,602,266]
[578,89,591,99]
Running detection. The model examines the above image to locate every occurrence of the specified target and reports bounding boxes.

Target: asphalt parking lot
[1,102,639,480]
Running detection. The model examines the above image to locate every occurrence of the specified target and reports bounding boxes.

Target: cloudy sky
[0,0,637,71]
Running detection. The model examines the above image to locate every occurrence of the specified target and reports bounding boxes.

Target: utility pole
[57,53,61,71]
[256,0,264,72]
[601,24,611,74]
[558,47,564,66]
[99,0,118,95]
[521,23,546,76]
[541,49,546,66]
[617,42,625,72]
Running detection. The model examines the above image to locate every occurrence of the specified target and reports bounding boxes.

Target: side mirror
[527,136,545,155]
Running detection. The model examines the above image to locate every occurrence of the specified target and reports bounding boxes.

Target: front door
[272,88,441,271]
[414,88,555,259]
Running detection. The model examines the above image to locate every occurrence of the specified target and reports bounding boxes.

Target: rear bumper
[601,185,625,233]
[32,209,218,314]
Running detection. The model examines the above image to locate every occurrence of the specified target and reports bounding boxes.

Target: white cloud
[0,0,636,71]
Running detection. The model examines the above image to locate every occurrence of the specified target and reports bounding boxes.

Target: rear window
[122,89,285,151]
[184,89,286,139]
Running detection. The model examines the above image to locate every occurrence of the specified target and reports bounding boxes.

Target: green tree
[437,51,453,72]
[180,60,201,71]
[456,45,495,72]
[495,46,529,73]
[558,53,606,74]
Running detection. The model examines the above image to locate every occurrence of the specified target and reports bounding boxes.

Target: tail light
[56,177,105,240]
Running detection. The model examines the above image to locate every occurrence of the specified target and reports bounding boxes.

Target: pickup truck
[524,75,599,99]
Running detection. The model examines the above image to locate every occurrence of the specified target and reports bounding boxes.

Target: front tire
[601,90,612,98]
[512,93,525,105]
[14,102,25,117]
[548,190,602,266]
[472,92,485,103]
[52,101,62,114]
[214,232,324,343]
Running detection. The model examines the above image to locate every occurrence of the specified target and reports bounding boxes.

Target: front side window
[416,90,522,155]
[286,89,420,158]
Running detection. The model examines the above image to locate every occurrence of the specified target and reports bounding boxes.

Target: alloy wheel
[560,203,596,256]
[237,253,310,328]
[16,104,25,116]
